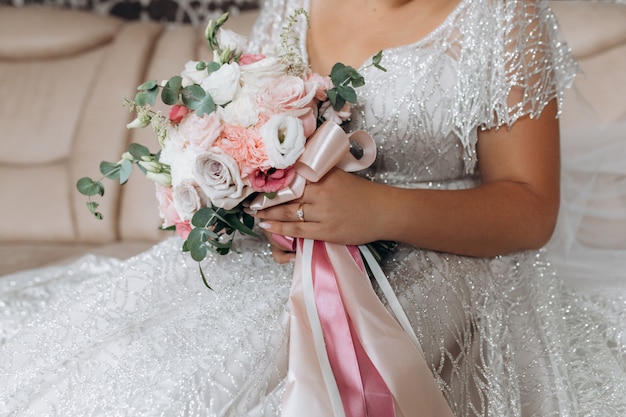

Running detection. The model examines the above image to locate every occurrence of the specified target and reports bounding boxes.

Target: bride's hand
[249,168,387,247]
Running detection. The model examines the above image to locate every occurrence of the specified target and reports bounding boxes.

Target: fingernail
[257,222,271,229]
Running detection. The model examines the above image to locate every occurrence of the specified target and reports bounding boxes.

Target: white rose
[217,28,248,56]
[172,180,204,221]
[239,56,287,93]
[200,63,241,106]
[218,94,259,127]
[180,60,210,87]
[193,148,249,209]
[260,114,306,169]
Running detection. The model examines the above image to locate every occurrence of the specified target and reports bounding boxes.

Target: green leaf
[350,74,365,88]
[99,161,121,180]
[86,201,103,219]
[199,264,213,290]
[190,241,208,262]
[119,159,133,184]
[161,76,183,105]
[192,207,220,228]
[337,85,357,104]
[206,61,221,73]
[330,63,348,86]
[137,80,158,90]
[76,177,104,197]
[344,66,360,80]
[128,143,151,159]
[224,213,257,236]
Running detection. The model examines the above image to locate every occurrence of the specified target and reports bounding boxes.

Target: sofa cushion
[0,6,122,59]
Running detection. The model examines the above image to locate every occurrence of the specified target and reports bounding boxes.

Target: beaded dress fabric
[1,0,625,416]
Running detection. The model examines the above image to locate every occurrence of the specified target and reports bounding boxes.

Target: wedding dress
[1,0,625,416]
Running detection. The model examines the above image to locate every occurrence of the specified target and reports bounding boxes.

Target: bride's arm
[252,99,560,259]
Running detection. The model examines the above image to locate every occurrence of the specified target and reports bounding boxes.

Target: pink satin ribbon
[252,122,454,417]
[310,240,395,417]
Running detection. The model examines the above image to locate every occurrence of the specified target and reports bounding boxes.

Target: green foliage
[326,53,386,111]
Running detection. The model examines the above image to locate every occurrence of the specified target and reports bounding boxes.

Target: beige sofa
[0,2,625,276]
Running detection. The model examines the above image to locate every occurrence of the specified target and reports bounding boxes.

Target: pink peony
[249,167,296,193]
[215,124,270,176]
[239,53,265,66]
[168,104,190,124]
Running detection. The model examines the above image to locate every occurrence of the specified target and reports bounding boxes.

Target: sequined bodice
[249,0,576,187]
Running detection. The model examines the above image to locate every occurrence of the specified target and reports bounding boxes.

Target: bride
[1,0,625,415]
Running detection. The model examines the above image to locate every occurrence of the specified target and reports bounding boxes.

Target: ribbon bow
[250,121,454,417]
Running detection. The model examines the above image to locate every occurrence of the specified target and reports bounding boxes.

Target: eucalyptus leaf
[224,213,257,236]
[119,159,133,184]
[76,177,104,197]
[344,66,360,80]
[337,85,357,104]
[128,143,151,159]
[99,161,121,180]
[350,75,365,88]
[137,80,158,90]
[190,241,208,262]
[206,61,221,73]
[330,63,348,86]
[162,76,183,105]
[194,94,216,117]
[192,207,219,228]
[86,201,103,219]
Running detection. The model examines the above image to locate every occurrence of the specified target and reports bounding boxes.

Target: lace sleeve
[482,0,578,129]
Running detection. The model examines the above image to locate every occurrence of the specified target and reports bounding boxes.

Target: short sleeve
[482,0,579,129]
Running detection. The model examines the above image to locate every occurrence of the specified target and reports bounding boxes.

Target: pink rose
[305,72,332,101]
[177,111,223,150]
[215,124,270,176]
[256,75,317,117]
[175,219,192,240]
[249,167,296,193]
[155,184,180,228]
[168,104,190,124]
[239,53,265,66]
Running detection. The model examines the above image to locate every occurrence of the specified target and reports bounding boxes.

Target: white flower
[146,171,172,187]
[216,28,248,56]
[160,135,197,188]
[218,94,259,127]
[172,180,204,221]
[260,114,306,169]
[193,148,249,209]
[180,60,210,87]
[200,63,241,106]
[239,56,287,93]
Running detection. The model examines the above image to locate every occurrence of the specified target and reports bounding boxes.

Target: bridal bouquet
[76,10,384,283]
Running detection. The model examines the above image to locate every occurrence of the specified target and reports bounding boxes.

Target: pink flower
[249,167,296,193]
[239,53,265,66]
[175,219,192,240]
[168,104,190,124]
[305,72,332,101]
[256,75,317,118]
[155,184,180,228]
[299,107,317,138]
[177,111,223,150]
[215,124,270,176]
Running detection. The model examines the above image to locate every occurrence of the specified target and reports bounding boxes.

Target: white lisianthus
[180,60,210,87]
[146,171,172,187]
[218,94,259,127]
[193,148,249,209]
[216,28,248,56]
[260,114,306,169]
[239,56,287,93]
[172,180,204,221]
[200,63,241,106]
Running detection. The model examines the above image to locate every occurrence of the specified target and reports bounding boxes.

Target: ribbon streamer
[251,121,454,416]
